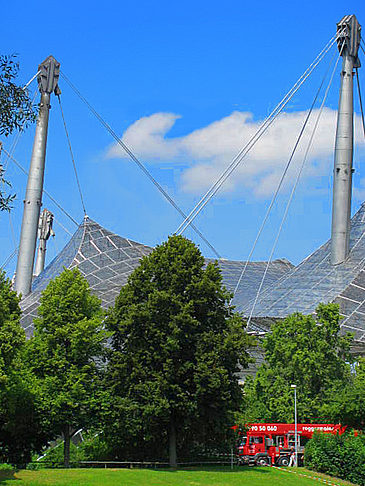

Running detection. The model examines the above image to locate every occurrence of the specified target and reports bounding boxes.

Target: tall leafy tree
[0,271,24,379]
[0,271,45,465]
[242,303,353,423]
[0,270,24,462]
[323,357,365,430]
[105,235,253,466]
[0,366,50,465]
[0,54,37,210]
[24,268,108,467]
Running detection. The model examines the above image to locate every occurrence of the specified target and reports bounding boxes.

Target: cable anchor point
[337,15,361,66]
[37,55,61,94]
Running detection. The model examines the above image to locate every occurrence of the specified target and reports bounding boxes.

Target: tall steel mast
[330,15,361,265]
[14,56,60,297]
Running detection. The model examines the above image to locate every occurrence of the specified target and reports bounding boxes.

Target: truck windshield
[249,437,263,444]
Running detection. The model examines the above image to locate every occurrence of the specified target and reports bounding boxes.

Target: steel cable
[246,43,343,326]
[22,71,40,91]
[1,90,38,174]
[1,90,39,271]
[231,47,340,301]
[360,40,365,56]
[176,33,344,236]
[59,71,222,259]
[53,218,73,236]
[0,247,18,270]
[2,147,79,226]
[57,94,87,215]
[355,68,365,139]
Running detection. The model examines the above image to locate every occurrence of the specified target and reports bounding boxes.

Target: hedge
[304,432,365,486]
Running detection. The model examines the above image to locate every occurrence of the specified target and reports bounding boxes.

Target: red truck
[235,423,346,466]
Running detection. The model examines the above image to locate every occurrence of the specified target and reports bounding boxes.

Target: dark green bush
[304,432,365,485]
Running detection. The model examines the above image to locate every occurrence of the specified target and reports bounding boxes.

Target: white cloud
[106,109,365,198]
[107,113,183,160]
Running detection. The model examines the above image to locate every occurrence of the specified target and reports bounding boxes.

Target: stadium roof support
[331,15,361,265]
[15,56,60,297]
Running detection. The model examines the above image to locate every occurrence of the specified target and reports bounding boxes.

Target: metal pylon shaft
[330,15,361,265]
[15,56,60,297]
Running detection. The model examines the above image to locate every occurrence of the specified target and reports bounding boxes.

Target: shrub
[305,432,365,485]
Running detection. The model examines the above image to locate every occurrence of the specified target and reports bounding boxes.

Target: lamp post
[291,384,298,467]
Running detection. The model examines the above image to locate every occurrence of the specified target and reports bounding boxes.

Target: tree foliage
[0,54,37,211]
[0,55,36,136]
[0,270,25,449]
[242,303,353,423]
[0,271,46,465]
[105,235,253,466]
[322,358,365,431]
[24,268,108,467]
[0,161,15,212]
[0,271,24,380]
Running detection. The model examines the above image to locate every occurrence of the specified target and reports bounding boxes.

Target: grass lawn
[0,467,357,486]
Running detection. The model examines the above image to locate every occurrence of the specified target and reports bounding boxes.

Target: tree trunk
[63,424,71,468]
[169,419,177,468]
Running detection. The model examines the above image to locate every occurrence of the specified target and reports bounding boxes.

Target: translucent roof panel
[245,203,365,343]
[20,217,153,336]
[211,258,293,312]
[20,217,293,336]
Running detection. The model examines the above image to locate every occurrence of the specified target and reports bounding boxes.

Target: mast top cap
[37,55,61,94]
[337,15,361,63]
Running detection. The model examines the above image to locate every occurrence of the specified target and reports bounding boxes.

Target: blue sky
[1,0,365,277]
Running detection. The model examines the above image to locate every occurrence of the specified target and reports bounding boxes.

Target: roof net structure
[20,217,293,337]
[243,202,365,345]
[20,203,365,350]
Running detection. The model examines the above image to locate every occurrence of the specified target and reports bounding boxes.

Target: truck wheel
[278,456,289,467]
[256,457,270,466]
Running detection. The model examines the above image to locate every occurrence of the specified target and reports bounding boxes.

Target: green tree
[0,366,50,465]
[0,271,24,380]
[0,55,36,136]
[24,268,108,467]
[0,54,37,210]
[243,303,352,423]
[0,271,46,465]
[0,269,23,462]
[105,235,253,466]
[323,358,365,431]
